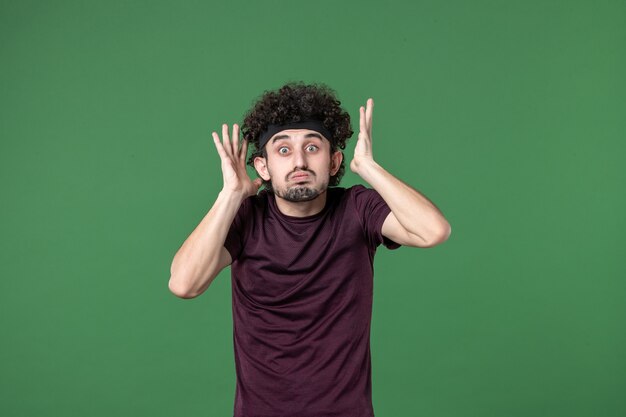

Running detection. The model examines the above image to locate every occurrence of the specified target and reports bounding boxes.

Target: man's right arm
[168,122,261,299]
[168,190,243,299]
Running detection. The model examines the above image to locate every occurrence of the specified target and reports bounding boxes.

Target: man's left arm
[351,98,451,248]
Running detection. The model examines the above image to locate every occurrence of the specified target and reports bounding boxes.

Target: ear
[330,151,343,176]
[254,156,271,181]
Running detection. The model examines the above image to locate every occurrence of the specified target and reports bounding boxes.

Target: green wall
[1,1,624,416]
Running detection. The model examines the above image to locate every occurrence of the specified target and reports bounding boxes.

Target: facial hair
[270,168,329,202]
[275,184,321,202]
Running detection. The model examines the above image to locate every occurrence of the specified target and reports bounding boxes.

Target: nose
[293,147,307,169]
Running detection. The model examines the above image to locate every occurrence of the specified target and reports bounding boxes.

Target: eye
[278,147,289,154]
[306,145,319,152]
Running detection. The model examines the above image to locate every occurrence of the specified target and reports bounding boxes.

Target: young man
[169,82,451,417]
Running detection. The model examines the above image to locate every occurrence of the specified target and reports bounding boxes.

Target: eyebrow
[271,132,324,145]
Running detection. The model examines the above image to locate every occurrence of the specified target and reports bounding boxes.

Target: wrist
[218,188,247,204]
[352,157,379,177]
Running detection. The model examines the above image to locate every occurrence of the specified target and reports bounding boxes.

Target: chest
[232,214,374,302]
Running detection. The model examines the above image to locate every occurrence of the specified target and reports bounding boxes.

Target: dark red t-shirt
[224,184,401,417]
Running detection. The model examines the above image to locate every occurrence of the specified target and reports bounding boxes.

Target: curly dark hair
[241,81,354,192]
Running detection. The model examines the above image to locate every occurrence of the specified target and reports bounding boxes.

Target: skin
[211,98,451,247]
[253,129,343,217]
[170,98,451,300]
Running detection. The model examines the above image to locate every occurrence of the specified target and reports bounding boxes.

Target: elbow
[440,221,452,241]
[437,222,452,244]
[168,276,200,299]
[425,222,452,248]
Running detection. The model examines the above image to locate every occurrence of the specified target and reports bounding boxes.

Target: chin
[276,184,327,202]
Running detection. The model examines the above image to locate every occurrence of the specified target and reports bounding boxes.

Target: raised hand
[350,98,375,175]
[212,123,262,198]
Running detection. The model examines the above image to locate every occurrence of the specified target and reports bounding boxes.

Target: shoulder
[232,190,271,222]
[328,185,375,209]
[334,184,371,199]
[345,184,384,205]
[348,184,371,194]
[339,184,388,219]
[245,189,271,208]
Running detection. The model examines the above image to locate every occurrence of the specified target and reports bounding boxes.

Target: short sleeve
[351,184,401,250]
[223,196,253,262]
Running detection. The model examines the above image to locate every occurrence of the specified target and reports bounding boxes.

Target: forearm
[169,190,244,296]
[355,159,450,243]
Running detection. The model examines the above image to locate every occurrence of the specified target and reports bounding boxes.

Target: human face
[255,129,342,202]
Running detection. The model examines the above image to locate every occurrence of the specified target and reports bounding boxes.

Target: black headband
[258,119,333,150]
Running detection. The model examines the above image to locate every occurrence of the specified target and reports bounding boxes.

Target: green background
[1,0,624,416]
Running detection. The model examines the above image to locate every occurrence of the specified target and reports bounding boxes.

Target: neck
[274,189,328,217]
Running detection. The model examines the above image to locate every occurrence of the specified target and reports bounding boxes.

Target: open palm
[350,98,375,175]
[212,123,262,198]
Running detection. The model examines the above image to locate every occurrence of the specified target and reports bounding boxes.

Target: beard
[270,170,330,202]
[265,160,333,202]
[274,184,322,202]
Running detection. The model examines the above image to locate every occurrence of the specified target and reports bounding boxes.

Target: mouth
[290,173,312,181]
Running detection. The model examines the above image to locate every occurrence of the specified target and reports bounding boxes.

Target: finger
[232,124,240,157]
[366,98,373,133]
[240,138,249,165]
[359,106,367,136]
[212,131,228,159]
[222,124,233,158]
